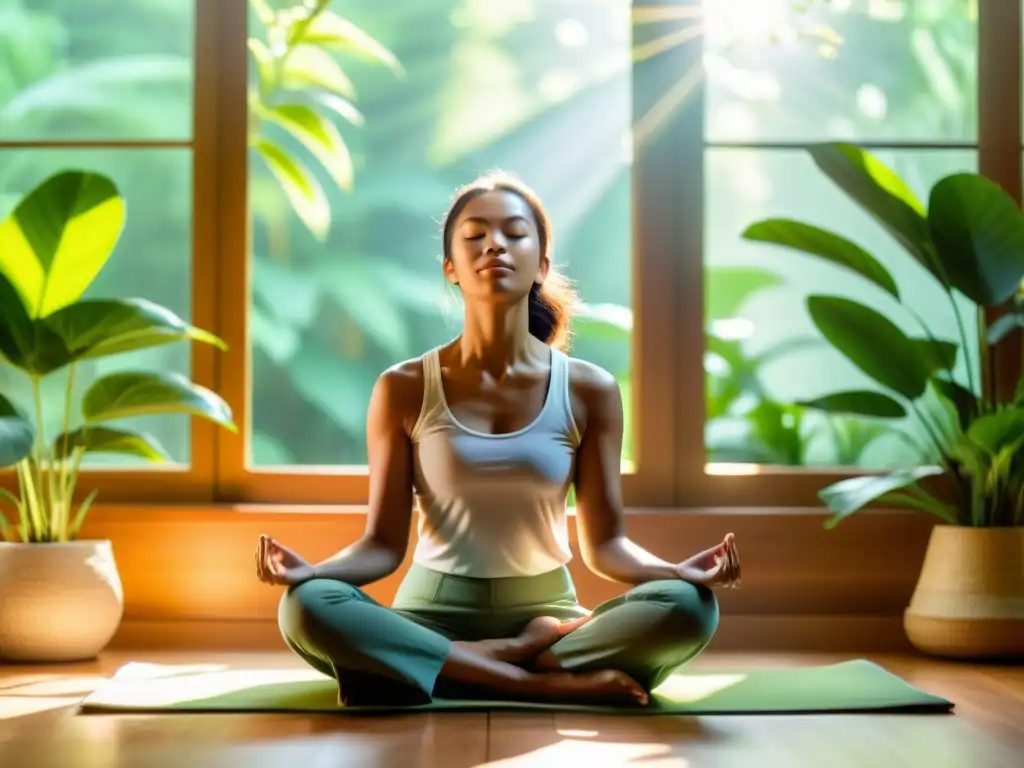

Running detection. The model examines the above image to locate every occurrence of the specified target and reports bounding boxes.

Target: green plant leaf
[250,0,275,26]
[69,488,99,540]
[807,296,932,399]
[819,466,945,528]
[52,426,167,462]
[247,38,275,94]
[264,104,353,191]
[965,408,1024,456]
[911,338,958,375]
[311,92,364,126]
[705,266,783,321]
[43,299,225,366]
[0,170,125,318]
[0,393,34,468]
[931,376,976,430]
[797,390,907,418]
[741,219,899,299]
[928,173,1024,306]
[281,45,356,98]
[289,11,404,76]
[0,272,71,374]
[877,490,958,524]
[1015,376,1024,406]
[808,143,937,282]
[82,371,236,431]
[574,302,633,342]
[254,138,329,239]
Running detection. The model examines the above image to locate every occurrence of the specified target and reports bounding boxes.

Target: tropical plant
[247,0,402,239]
[573,266,911,468]
[0,170,235,543]
[743,142,1024,528]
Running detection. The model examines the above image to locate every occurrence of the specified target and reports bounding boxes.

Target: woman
[255,171,741,707]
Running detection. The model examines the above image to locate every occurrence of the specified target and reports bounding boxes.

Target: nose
[485,230,507,254]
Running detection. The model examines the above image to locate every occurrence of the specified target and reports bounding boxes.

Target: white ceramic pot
[904,526,1024,660]
[0,540,124,662]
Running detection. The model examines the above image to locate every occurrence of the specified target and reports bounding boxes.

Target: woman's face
[445,190,548,303]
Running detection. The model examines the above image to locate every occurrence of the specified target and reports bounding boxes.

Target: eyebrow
[460,215,530,226]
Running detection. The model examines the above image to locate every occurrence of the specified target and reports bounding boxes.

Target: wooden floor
[1,651,1022,768]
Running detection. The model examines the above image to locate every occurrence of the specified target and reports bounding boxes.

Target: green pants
[278,563,718,705]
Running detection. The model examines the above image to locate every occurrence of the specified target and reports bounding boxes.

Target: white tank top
[409,346,580,578]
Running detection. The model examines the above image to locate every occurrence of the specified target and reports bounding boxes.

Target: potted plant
[742,143,1024,659]
[0,170,235,662]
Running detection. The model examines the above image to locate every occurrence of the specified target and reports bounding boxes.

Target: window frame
[0,0,218,505]
[3,0,1021,511]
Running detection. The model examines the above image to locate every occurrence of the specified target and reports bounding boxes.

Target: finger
[728,538,741,585]
[256,549,269,583]
[254,551,264,582]
[558,615,591,634]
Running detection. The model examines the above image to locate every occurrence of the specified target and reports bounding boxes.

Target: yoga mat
[79,660,952,715]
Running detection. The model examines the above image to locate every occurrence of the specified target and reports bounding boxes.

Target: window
[0,0,207,502]
[227,0,648,503]
[4,0,1019,510]
[702,0,984,483]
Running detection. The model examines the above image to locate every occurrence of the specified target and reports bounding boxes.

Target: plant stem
[908,399,969,518]
[30,376,48,541]
[946,290,979,406]
[58,364,77,542]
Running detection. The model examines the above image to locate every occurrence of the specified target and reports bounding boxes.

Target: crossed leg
[278,577,718,705]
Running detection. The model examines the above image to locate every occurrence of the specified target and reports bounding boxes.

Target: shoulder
[370,354,429,435]
[565,355,622,434]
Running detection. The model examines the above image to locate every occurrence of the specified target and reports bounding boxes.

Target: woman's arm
[311,364,419,586]
[570,361,680,585]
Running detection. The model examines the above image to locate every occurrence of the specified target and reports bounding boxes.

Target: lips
[478,260,513,273]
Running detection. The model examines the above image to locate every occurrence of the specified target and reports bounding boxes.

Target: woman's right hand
[255,534,316,586]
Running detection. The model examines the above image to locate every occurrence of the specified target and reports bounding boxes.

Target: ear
[442,257,459,286]
[534,254,550,285]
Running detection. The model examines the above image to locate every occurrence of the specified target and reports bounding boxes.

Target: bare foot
[528,669,649,706]
[456,615,590,666]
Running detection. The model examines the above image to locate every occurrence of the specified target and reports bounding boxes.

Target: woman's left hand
[675,533,741,588]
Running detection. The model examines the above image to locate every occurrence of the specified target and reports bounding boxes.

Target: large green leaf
[741,219,899,299]
[807,296,932,399]
[82,371,236,431]
[929,377,975,435]
[0,393,33,468]
[290,11,403,75]
[819,466,945,528]
[254,138,329,239]
[965,408,1024,456]
[43,299,225,366]
[912,338,958,375]
[0,272,66,374]
[705,266,783,321]
[808,144,937,281]
[281,45,356,98]
[928,174,1024,307]
[264,104,353,191]
[0,170,125,318]
[797,390,907,419]
[52,426,167,462]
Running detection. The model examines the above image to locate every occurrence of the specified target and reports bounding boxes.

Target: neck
[459,299,537,375]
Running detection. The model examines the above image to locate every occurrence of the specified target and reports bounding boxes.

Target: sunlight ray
[633,23,705,63]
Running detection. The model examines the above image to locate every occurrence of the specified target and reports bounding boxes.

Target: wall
[79,505,938,653]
